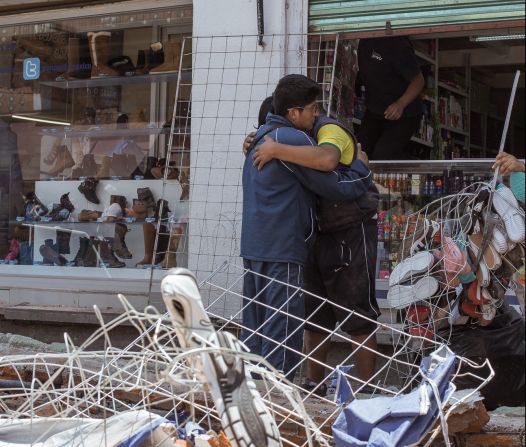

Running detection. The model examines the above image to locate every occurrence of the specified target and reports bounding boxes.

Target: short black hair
[258,96,274,127]
[272,74,320,117]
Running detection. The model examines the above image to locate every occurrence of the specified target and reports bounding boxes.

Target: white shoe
[484,212,508,255]
[161,268,281,447]
[476,260,491,287]
[389,251,435,287]
[387,276,439,309]
[493,185,525,244]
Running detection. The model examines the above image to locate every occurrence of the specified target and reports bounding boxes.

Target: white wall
[188,0,308,314]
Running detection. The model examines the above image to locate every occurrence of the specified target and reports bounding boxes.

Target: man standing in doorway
[357,36,425,160]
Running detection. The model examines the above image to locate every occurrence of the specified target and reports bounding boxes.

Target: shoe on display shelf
[4,239,20,261]
[137,187,156,209]
[78,209,102,222]
[113,223,133,259]
[44,145,75,177]
[39,239,67,266]
[78,178,100,204]
[161,268,281,447]
[87,32,119,78]
[22,192,48,221]
[149,40,182,74]
[99,238,126,268]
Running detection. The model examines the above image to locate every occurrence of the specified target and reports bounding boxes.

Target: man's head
[273,74,320,131]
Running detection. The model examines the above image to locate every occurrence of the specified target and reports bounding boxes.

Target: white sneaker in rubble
[161,268,281,447]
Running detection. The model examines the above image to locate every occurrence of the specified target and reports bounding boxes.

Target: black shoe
[78,178,100,204]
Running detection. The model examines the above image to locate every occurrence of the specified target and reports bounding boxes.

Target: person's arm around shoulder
[282,143,373,201]
[252,137,340,172]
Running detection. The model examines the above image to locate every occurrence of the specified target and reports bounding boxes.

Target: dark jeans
[358,111,421,160]
[241,259,305,380]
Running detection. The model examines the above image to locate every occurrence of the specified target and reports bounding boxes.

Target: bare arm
[384,73,425,120]
[252,135,340,171]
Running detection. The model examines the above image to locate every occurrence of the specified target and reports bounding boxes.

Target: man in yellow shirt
[252,114,380,396]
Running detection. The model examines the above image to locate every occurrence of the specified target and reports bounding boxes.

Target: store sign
[23,57,40,80]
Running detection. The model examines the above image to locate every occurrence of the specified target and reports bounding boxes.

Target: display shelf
[32,179,186,267]
[353,117,434,148]
[414,50,436,65]
[438,81,468,98]
[422,95,436,104]
[440,124,469,136]
[38,126,176,138]
[370,159,494,173]
[411,136,434,148]
[40,71,191,89]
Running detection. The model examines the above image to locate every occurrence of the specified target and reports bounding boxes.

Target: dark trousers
[358,111,421,160]
[241,259,304,380]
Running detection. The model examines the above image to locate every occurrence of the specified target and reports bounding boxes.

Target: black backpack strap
[247,124,283,154]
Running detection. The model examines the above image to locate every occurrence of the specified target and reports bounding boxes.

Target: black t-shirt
[358,37,423,118]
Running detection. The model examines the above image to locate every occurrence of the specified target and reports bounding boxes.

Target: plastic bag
[446,309,525,410]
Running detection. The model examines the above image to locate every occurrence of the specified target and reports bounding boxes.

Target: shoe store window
[0,7,192,282]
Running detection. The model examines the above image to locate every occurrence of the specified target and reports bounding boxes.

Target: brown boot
[157,224,184,268]
[56,37,80,81]
[87,32,119,78]
[126,198,149,219]
[99,238,126,268]
[136,222,156,266]
[78,209,102,221]
[46,145,75,176]
[83,237,99,267]
[44,142,62,165]
[149,40,182,74]
[97,155,111,179]
[113,223,132,259]
[111,154,128,177]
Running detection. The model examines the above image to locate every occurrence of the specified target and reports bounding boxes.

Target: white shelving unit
[31,179,184,267]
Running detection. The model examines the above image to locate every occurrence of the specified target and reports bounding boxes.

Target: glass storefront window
[0,7,192,281]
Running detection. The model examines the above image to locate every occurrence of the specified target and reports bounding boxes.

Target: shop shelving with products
[2,21,192,275]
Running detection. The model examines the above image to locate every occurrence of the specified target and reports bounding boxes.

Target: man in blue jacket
[241,74,373,379]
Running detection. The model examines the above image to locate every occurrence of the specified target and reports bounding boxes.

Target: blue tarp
[332,346,456,447]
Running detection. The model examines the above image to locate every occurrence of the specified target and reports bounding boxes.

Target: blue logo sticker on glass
[23,57,40,80]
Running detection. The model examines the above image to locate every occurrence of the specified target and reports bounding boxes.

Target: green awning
[309,0,525,33]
